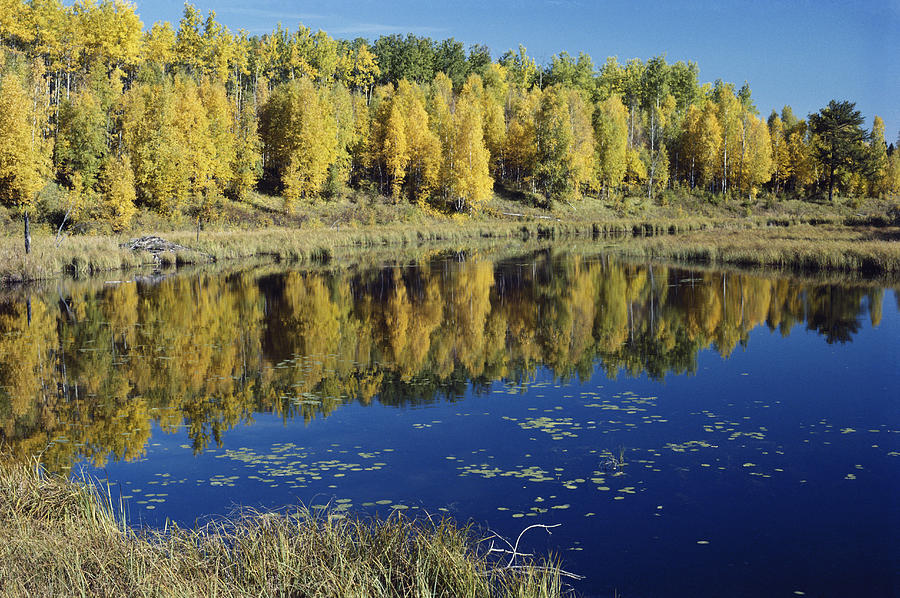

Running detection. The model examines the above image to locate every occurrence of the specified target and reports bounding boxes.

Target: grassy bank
[615,224,900,274]
[1,191,897,284]
[0,460,568,598]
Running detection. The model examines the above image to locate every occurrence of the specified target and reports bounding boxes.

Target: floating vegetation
[211,445,390,488]
[507,416,585,439]
[457,463,554,483]
[664,440,719,452]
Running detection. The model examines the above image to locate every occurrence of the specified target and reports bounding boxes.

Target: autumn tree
[174,2,203,75]
[885,150,900,198]
[260,78,337,210]
[0,69,51,253]
[99,154,136,231]
[143,21,176,71]
[396,80,440,204]
[868,116,888,196]
[77,0,143,73]
[503,88,539,191]
[446,93,492,211]
[534,86,572,198]
[594,94,628,197]
[55,86,107,189]
[345,42,379,99]
[122,78,190,214]
[229,100,261,199]
[463,69,507,178]
[768,112,789,194]
[736,114,773,198]
[376,87,409,200]
[499,45,538,90]
[712,80,742,194]
[681,100,721,190]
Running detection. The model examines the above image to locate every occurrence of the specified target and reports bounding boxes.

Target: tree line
[0,252,886,471]
[1,0,898,249]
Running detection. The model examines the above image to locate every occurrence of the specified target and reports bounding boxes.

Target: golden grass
[1,192,897,284]
[614,225,900,274]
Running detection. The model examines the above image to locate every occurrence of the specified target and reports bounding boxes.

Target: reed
[0,460,568,598]
[614,225,900,274]
[1,192,897,284]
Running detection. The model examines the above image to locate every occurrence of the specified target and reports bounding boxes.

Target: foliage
[0,0,886,235]
[808,100,869,202]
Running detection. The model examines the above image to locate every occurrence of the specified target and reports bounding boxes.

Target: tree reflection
[0,253,888,471]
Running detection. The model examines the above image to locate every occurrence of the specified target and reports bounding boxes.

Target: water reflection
[0,251,892,472]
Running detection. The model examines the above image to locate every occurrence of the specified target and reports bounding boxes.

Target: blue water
[3,254,897,597]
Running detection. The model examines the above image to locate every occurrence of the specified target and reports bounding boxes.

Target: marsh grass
[1,192,897,284]
[615,225,900,274]
[0,460,567,598]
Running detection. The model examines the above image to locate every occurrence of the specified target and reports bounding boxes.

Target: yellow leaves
[230,102,261,200]
[564,89,596,196]
[350,43,380,93]
[121,80,181,213]
[503,89,539,189]
[100,154,137,231]
[0,72,48,212]
[197,79,235,193]
[0,0,34,46]
[395,81,440,204]
[681,101,722,187]
[143,21,175,66]
[261,78,337,210]
[447,94,492,211]
[595,95,628,194]
[77,0,144,70]
[624,147,646,185]
[886,153,900,198]
[531,85,594,199]
[122,75,235,216]
[383,101,409,201]
[173,77,216,203]
[869,116,889,196]
[372,80,442,205]
[739,115,773,197]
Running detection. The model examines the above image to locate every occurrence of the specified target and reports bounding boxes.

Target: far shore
[2,192,898,285]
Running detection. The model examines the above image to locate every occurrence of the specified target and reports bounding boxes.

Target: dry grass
[0,459,568,598]
[613,225,900,274]
[1,192,897,284]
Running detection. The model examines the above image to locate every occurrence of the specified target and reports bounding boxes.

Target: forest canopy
[0,0,896,244]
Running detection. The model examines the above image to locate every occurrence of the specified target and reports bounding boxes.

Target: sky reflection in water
[1,251,897,597]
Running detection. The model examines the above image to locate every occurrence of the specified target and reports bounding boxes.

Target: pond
[1,250,897,597]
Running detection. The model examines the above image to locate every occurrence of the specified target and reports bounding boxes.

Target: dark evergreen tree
[808,100,869,202]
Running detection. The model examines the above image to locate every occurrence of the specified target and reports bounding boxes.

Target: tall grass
[2,193,897,284]
[0,460,569,598]
[615,225,900,274]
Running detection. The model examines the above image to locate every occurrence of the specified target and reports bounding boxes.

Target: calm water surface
[1,251,897,597]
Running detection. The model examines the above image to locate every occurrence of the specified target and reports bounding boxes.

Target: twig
[509,524,560,567]
[493,564,585,581]
[499,211,561,221]
[54,208,72,247]
[485,523,563,569]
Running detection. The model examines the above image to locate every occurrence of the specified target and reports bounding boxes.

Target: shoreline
[2,196,899,285]
[0,461,568,597]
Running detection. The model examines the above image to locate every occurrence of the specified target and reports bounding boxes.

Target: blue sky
[137,0,899,141]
